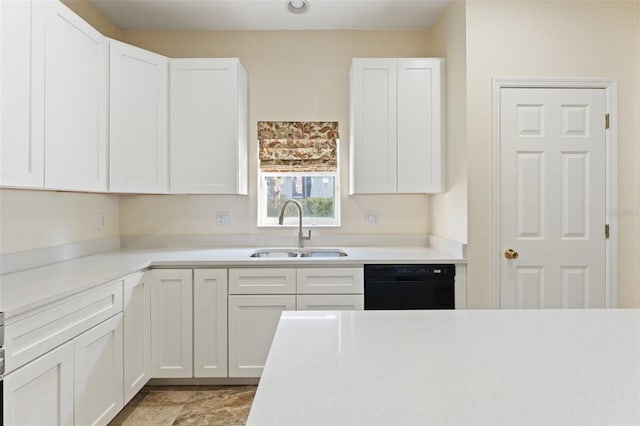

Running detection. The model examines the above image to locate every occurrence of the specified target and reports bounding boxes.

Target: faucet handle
[304,230,311,240]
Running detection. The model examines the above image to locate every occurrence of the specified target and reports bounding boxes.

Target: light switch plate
[365,210,379,225]
[216,211,231,226]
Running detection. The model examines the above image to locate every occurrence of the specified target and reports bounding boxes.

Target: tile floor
[109,385,257,425]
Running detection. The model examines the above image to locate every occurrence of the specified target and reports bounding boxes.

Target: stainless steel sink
[250,249,299,258]
[250,248,347,258]
[298,249,348,257]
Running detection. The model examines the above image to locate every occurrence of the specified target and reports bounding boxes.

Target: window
[257,121,340,226]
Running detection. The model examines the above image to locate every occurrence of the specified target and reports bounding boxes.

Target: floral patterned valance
[258,121,339,173]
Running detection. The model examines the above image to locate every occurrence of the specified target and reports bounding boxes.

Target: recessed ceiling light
[286,0,310,14]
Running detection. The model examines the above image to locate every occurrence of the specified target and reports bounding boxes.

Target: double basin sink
[250,248,348,258]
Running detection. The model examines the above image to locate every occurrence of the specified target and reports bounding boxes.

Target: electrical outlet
[216,211,231,226]
[98,213,106,229]
[365,210,379,225]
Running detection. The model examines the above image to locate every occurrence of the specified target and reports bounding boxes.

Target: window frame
[257,171,341,227]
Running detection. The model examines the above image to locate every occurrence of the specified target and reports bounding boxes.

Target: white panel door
[3,341,74,426]
[228,295,295,378]
[169,59,247,194]
[74,313,124,426]
[0,0,45,188]
[123,272,151,404]
[109,39,168,193]
[397,59,445,193]
[150,269,193,378]
[500,88,607,308]
[194,269,228,378]
[349,59,397,194]
[42,0,108,192]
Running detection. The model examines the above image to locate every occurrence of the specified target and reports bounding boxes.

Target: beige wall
[0,189,119,254]
[427,0,468,244]
[465,0,640,308]
[60,0,122,40]
[118,30,440,241]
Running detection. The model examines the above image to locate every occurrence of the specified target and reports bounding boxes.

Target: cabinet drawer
[229,268,296,294]
[297,295,364,311]
[296,268,364,294]
[4,280,123,373]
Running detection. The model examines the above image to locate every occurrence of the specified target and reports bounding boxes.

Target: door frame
[491,78,618,308]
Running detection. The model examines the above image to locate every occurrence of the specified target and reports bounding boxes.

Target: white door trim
[491,78,618,308]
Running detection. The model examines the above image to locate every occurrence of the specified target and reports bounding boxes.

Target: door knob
[504,248,519,260]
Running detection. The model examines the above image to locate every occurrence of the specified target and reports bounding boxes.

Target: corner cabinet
[349,58,445,194]
[109,40,169,194]
[40,0,108,192]
[169,59,248,194]
[123,272,151,404]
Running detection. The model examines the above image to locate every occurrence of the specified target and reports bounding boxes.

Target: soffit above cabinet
[90,0,449,31]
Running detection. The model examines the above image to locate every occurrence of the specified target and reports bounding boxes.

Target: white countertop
[0,246,463,317]
[248,309,640,426]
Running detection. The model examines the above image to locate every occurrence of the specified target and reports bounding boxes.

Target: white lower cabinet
[150,269,193,378]
[74,313,124,426]
[123,272,151,404]
[3,313,123,426]
[228,295,296,378]
[3,341,74,426]
[227,267,363,378]
[150,269,228,379]
[194,269,228,377]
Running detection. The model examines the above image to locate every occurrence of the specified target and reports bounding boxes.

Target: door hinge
[605,224,610,239]
[605,113,610,129]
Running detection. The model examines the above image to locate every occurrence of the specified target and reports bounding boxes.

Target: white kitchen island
[248,309,640,425]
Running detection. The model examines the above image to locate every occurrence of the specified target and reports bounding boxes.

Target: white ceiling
[90,0,450,31]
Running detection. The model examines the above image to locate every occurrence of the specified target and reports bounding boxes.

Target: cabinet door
[296,294,364,311]
[150,269,193,378]
[0,0,44,188]
[397,59,445,193]
[349,59,397,194]
[228,268,296,295]
[41,1,108,192]
[169,59,248,194]
[123,272,151,404]
[194,269,228,377]
[3,341,74,426]
[74,313,124,426]
[109,39,168,193]
[296,267,364,294]
[228,295,295,378]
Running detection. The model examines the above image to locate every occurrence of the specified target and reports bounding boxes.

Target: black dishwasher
[364,264,455,310]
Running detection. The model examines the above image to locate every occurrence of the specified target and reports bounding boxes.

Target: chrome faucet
[278,199,311,248]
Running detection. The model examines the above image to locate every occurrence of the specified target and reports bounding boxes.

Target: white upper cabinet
[350,58,445,194]
[0,0,44,188]
[40,0,108,192]
[169,58,248,194]
[109,39,169,193]
[349,59,398,194]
